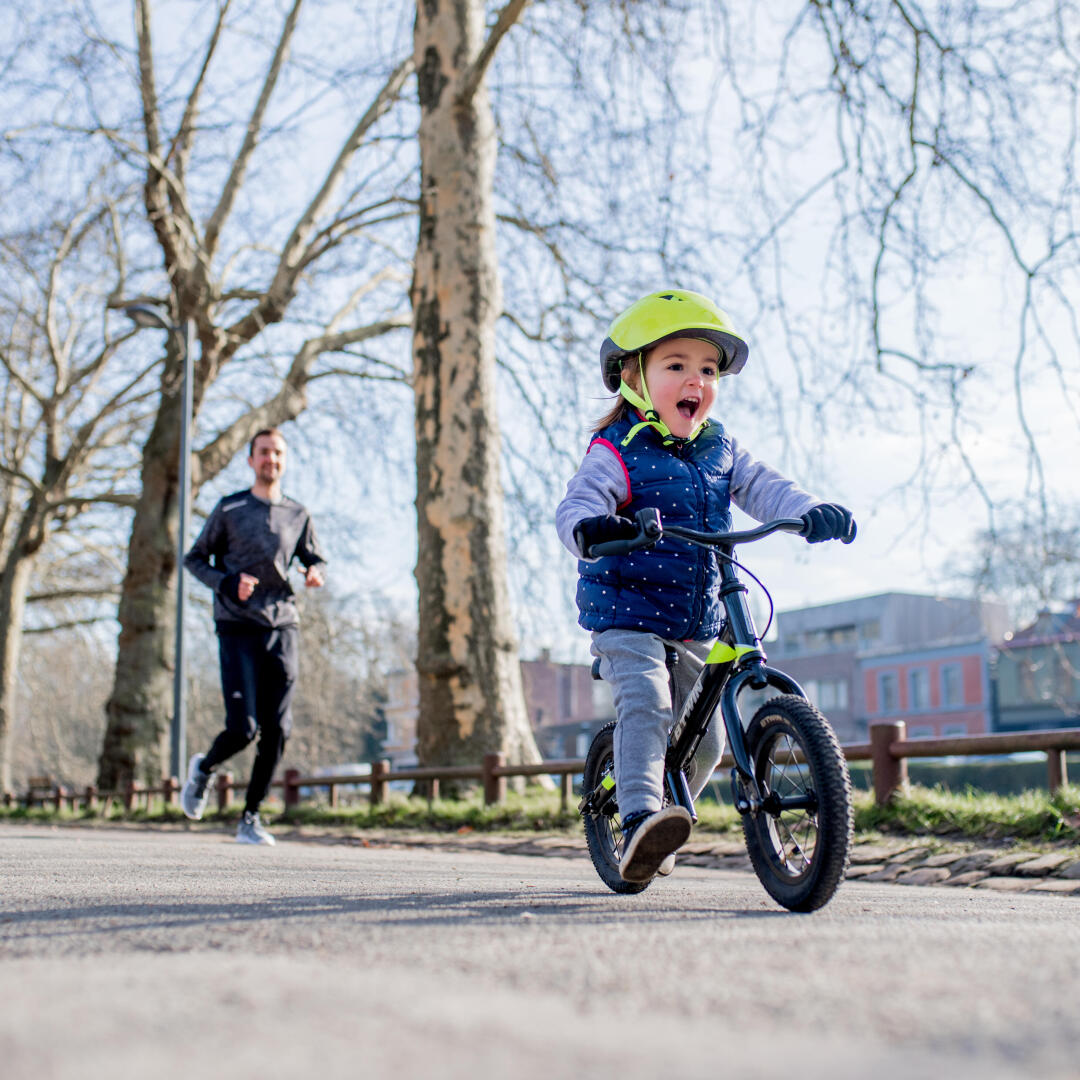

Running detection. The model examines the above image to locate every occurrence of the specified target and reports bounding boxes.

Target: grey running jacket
[184,489,327,629]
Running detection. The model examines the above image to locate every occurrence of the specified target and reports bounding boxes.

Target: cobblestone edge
[8,820,1080,896]
[282,826,1080,897]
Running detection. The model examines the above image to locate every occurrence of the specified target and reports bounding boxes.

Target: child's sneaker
[619,806,692,882]
[236,811,275,846]
[180,753,212,820]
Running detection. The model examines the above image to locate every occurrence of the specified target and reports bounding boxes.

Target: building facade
[768,592,1009,742]
[992,604,1080,732]
[380,594,1080,764]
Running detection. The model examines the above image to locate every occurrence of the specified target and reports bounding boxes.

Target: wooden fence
[7,721,1079,814]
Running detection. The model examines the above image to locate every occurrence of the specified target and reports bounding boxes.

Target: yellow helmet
[599,289,749,391]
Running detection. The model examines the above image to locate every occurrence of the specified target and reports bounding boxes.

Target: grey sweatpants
[591,628,727,819]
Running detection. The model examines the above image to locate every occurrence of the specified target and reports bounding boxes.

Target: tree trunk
[411,0,543,776]
[97,370,184,789]
[0,525,43,792]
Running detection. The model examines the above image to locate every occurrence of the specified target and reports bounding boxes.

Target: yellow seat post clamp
[705,641,761,665]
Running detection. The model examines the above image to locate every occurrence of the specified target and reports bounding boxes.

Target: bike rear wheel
[741,694,852,912]
[581,722,650,895]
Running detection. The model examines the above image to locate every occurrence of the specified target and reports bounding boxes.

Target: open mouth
[676,398,700,420]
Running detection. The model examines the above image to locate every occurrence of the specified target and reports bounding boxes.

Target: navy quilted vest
[576,414,733,640]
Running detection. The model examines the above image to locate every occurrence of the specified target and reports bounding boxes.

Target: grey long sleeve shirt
[556,434,819,558]
[184,489,327,629]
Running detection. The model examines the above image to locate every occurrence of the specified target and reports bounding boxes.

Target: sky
[17,0,1070,671]
[182,2,1080,669]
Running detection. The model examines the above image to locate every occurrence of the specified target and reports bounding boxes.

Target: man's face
[249,433,287,485]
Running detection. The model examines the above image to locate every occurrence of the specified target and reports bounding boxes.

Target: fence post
[870,720,907,806]
[123,779,137,812]
[162,776,178,807]
[3,789,14,808]
[1047,749,1068,795]
[369,760,389,806]
[53,785,67,812]
[282,768,300,812]
[85,785,98,812]
[327,781,338,809]
[559,771,573,813]
[483,752,506,806]
[215,771,233,813]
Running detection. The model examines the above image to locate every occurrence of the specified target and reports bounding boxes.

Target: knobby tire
[582,722,650,895]
[742,694,853,912]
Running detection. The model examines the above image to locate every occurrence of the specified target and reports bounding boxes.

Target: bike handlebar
[586,507,812,558]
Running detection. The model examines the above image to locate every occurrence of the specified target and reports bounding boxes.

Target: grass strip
[3,782,1079,845]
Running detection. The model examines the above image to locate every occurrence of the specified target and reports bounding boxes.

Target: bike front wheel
[581,721,650,895]
[741,694,853,912]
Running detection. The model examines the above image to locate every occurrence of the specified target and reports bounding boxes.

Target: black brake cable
[713,547,775,641]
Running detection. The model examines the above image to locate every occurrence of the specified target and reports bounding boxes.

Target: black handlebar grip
[587,538,635,558]
[587,509,663,558]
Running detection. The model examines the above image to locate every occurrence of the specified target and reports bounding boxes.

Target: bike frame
[580,512,809,824]
[661,520,806,821]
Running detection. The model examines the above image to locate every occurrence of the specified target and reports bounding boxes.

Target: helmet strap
[618,353,707,447]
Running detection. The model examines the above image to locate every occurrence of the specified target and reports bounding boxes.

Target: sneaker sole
[655,852,677,877]
[619,808,692,883]
[181,753,208,821]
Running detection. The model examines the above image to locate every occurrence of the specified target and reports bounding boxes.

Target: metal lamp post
[124,305,195,782]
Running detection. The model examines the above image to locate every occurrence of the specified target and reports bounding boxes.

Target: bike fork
[664,768,698,824]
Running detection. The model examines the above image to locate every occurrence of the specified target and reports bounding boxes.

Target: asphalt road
[2,823,1078,1080]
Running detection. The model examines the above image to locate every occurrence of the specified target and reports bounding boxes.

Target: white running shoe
[180,753,211,820]
[236,811,275,846]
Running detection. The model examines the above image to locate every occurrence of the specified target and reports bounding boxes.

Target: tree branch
[457,0,531,106]
[27,587,121,604]
[223,54,414,353]
[203,0,303,259]
[170,0,234,186]
[194,315,409,485]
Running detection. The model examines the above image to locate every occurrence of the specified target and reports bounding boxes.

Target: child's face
[642,337,720,439]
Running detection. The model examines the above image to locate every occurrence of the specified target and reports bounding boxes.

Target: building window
[879,672,898,713]
[806,678,849,711]
[909,725,934,738]
[861,620,881,644]
[942,723,966,736]
[558,669,576,718]
[909,668,929,710]
[941,663,963,706]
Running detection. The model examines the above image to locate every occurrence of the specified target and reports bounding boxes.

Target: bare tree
[411,0,548,774]
[0,199,154,790]
[63,0,420,786]
[954,503,1080,625]
[9,0,1071,790]
[706,2,1080,516]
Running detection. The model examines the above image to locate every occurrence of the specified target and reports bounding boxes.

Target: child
[556,289,855,883]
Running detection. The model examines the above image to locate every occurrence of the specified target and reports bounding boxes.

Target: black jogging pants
[202,625,298,813]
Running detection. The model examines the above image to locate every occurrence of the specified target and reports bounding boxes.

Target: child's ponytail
[591,355,641,432]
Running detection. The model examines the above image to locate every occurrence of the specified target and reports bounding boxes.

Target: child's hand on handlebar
[574,514,639,558]
[801,503,856,544]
